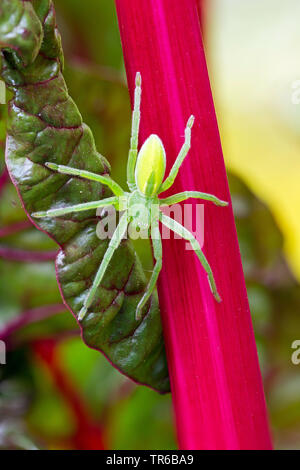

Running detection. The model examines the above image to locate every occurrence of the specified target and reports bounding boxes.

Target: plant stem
[0,304,66,342]
[115,0,272,449]
[33,338,107,450]
[0,220,32,238]
[0,167,9,195]
[0,245,57,262]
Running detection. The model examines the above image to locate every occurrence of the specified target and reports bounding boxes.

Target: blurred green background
[0,0,300,449]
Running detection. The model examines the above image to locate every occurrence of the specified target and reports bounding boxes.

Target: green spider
[33,72,228,321]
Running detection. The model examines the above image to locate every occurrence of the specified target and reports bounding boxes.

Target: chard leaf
[0,0,169,393]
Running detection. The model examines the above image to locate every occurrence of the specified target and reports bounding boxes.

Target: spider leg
[32,196,118,218]
[45,162,124,197]
[127,72,141,191]
[78,212,128,321]
[159,212,221,302]
[135,211,162,321]
[158,115,194,194]
[160,191,228,207]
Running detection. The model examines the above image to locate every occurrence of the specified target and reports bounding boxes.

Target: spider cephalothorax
[33,73,228,321]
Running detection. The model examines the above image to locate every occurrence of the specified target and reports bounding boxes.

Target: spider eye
[135,134,166,197]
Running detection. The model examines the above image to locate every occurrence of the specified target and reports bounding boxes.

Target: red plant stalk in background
[0,167,9,196]
[33,339,106,450]
[115,0,273,450]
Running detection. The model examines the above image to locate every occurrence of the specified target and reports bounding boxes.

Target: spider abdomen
[135,134,166,197]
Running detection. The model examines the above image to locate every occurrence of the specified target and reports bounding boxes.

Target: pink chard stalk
[115,0,273,450]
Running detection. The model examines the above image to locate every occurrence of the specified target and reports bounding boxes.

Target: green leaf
[0,0,169,393]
